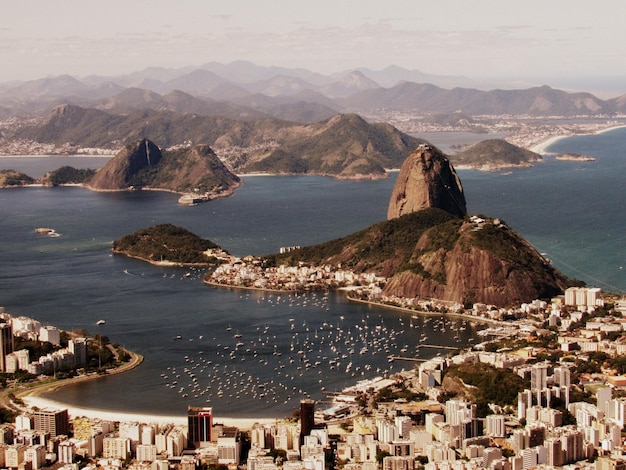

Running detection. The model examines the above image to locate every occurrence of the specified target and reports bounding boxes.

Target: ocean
[0,127,624,418]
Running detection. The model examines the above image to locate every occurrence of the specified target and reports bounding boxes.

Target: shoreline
[344,294,509,327]
[529,124,626,155]
[19,395,277,429]
[10,348,277,429]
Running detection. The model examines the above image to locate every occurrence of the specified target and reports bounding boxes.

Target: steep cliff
[381,216,569,307]
[273,209,569,307]
[387,144,466,219]
[143,144,241,194]
[88,139,240,195]
[89,139,162,190]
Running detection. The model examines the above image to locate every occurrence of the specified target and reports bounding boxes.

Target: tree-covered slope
[112,224,224,265]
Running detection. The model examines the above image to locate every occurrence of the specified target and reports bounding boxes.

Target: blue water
[0,127,625,418]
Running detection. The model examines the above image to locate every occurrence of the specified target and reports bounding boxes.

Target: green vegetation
[112,223,222,265]
[245,149,309,174]
[443,362,529,417]
[266,208,458,274]
[41,166,96,185]
[373,382,427,407]
[469,222,546,273]
[0,169,35,187]
[17,106,421,178]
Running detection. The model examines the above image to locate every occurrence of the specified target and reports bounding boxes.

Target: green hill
[41,166,96,186]
[112,224,225,266]
[15,105,422,178]
[266,208,571,307]
[0,169,35,187]
[449,139,542,170]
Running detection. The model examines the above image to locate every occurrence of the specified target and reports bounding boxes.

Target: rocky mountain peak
[387,144,466,220]
[88,138,162,190]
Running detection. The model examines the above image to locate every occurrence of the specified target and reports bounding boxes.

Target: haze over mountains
[1,60,626,121]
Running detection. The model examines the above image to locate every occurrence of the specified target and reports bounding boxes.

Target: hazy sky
[3,0,625,92]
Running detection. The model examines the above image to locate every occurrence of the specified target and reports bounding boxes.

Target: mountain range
[1,60,625,121]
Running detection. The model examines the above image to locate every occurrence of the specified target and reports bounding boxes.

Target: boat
[96,319,106,325]
[35,227,60,237]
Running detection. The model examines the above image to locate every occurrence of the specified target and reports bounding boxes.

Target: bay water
[0,127,624,418]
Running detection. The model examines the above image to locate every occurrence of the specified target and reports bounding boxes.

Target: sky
[3,0,626,94]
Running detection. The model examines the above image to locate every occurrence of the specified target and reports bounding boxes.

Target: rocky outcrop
[382,217,569,307]
[148,144,241,195]
[450,139,542,170]
[87,139,240,196]
[387,144,466,219]
[89,139,162,190]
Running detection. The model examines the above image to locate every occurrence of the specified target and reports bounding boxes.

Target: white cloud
[0,0,625,83]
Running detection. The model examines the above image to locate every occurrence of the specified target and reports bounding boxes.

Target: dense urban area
[1,277,626,470]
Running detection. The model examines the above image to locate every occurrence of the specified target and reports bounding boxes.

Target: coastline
[529,124,626,155]
[344,294,509,327]
[10,348,276,429]
[19,395,276,429]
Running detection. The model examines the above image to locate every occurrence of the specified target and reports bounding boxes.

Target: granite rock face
[387,144,466,219]
[89,139,162,190]
[381,218,569,307]
[88,139,240,195]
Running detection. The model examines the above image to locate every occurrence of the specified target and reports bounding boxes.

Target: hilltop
[388,144,466,219]
[112,224,227,266]
[450,139,543,170]
[87,139,241,196]
[269,208,569,307]
[264,141,570,307]
[0,170,35,187]
[14,106,422,179]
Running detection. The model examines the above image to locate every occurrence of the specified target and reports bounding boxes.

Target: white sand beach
[530,124,626,155]
[21,395,277,429]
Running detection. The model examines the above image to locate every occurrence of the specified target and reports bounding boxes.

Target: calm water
[0,127,625,418]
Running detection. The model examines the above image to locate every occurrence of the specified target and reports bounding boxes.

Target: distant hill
[450,139,543,170]
[112,224,225,266]
[340,83,608,116]
[0,169,35,187]
[41,166,96,186]
[15,106,421,179]
[244,114,424,178]
[2,61,625,118]
[88,139,241,195]
[94,88,267,121]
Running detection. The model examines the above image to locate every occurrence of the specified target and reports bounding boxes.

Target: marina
[2,127,626,417]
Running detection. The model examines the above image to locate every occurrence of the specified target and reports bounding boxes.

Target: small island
[555,152,596,162]
[111,224,231,266]
[449,138,543,171]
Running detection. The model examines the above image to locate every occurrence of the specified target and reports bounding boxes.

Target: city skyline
[3,0,626,96]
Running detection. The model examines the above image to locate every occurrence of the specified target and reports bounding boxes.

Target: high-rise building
[57,441,75,464]
[68,338,88,368]
[33,409,69,437]
[187,406,213,449]
[531,363,549,405]
[0,323,14,372]
[300,399,315,445]
[486,415,506,438]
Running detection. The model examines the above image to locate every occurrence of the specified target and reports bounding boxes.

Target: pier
[416,344,461,351]
[387,355,426,362]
